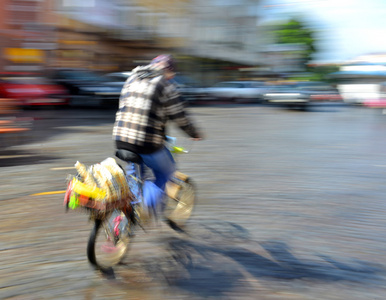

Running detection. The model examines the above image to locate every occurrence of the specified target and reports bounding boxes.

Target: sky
[257,0,386,64]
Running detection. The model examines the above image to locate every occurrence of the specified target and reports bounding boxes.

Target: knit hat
[151,54,176,72]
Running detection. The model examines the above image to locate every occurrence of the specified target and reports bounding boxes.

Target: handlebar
[165,135,190,154]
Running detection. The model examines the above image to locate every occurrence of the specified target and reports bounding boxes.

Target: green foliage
[289,69,339,83]
[285,65,340,82]
[274,18,316,69]
[309,65,340,82]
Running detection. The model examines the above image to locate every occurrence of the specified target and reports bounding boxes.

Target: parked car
[104,72,132,90]
[0,98,33,149]
[363,81,386,109]
[172,74,210,104]
[49,69,122,107]
[0,74,69,107]
[328,64,386,104]
[105,72,210,105]
[295,81,342,102]
[204,81,267,103]
[263,81,342,109]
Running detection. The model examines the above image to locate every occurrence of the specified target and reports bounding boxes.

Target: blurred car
[0,98,33,149]
[328,65,386,104]
[363,81,386,108]
[263,81,342,109]
[0,75,69,107]
[49,69,122,107]
[104,72,132,89]
[204,81,267,103]
[104,72,209,105]
[104,72,211,105]
[296,81,342,102]
[172,74,210,104]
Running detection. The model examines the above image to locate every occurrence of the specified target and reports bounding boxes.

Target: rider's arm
[161,82,201,139]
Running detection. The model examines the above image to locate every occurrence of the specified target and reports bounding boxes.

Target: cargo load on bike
[63,136,196,272]
[64,157,134,213]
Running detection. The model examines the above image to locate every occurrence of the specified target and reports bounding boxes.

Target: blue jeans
[126,146,175,209]
[140,146,176,190]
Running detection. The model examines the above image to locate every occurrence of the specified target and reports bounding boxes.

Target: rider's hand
[191,132,203,141]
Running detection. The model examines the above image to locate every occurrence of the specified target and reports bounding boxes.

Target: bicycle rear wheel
[87,209,134,270]
[164,178,195,227]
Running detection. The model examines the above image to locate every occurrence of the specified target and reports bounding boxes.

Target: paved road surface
[1,104,386,299]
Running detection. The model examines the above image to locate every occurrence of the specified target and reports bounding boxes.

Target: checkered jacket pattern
[113,65,199,153]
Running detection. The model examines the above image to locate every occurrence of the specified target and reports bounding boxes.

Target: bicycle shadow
[108,220,385,298]
[159,222,385,298]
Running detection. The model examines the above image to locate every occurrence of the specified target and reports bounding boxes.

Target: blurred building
[183,0,267,83]
[0,0,54,72]
[0,0,277,83]
[0,0,170,73]
[261,43,306,73]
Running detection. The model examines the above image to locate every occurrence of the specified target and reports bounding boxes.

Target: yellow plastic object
[71,178,106,200]
[171,146,185,154]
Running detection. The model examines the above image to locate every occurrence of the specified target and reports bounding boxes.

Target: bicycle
[63,136,196,272]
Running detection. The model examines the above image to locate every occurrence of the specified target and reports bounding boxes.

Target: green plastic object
[69,194,80,210]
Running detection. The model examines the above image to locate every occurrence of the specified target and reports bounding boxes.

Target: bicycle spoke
[88,209,134,269]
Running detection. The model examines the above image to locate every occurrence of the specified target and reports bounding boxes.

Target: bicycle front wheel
[165,178,196,227]
[87,209,134,270]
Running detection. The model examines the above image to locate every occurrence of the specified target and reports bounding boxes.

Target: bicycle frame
[117,136,192,220]
[124,136,189,197]
[64,136,196,271]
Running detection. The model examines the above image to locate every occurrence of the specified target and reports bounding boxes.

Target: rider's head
[151,54,176,79]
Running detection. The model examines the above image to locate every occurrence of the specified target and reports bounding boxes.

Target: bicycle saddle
[115,149,143,164]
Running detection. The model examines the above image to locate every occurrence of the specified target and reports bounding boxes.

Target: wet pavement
[1,104,386,299]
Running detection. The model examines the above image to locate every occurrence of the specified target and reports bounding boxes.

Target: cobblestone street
[1,104,386,299]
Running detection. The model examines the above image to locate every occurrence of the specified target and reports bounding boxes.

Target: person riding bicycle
[112,54,202,214]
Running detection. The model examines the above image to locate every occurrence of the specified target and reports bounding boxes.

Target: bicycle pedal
[165,219,184,233]
[173,171,189,182]
[165,181,181,199]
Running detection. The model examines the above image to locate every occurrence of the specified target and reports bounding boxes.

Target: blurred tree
[274,18,316,71]
[308,64,340,83]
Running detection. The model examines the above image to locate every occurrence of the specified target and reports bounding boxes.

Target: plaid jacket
[113,65,200,154]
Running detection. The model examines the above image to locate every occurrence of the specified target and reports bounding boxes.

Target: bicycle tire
[87,209,134,270]
[164,178,196,227]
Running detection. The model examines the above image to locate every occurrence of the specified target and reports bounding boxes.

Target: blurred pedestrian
[112,54,202,215]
